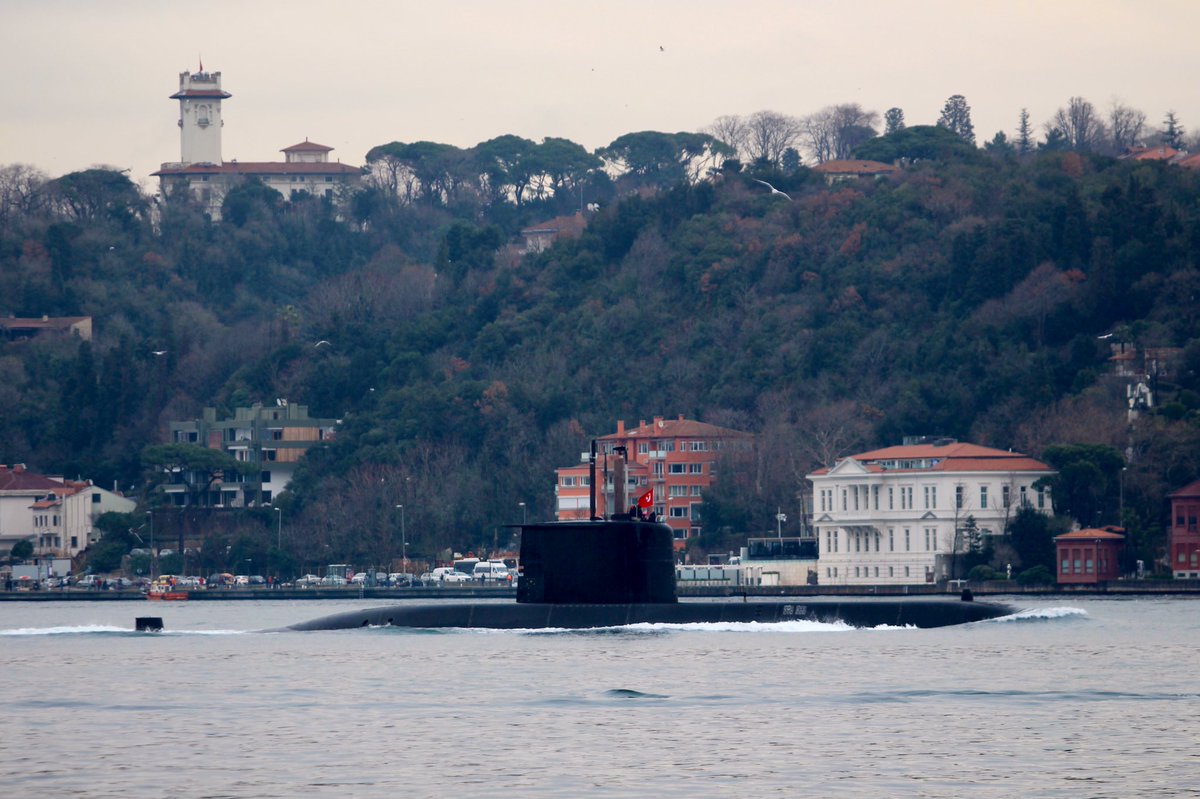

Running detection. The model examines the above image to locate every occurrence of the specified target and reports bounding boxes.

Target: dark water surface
[2,597,1196,797]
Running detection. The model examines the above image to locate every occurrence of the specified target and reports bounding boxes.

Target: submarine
[287,445,1012,632]
[287,517,1011,631]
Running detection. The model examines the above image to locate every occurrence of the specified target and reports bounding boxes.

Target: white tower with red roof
[171,63,231,166]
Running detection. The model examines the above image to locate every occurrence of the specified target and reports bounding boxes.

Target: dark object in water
[136,616,164,632]
[286,519,1012,632]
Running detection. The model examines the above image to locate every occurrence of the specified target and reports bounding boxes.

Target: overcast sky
[2,0,1197,192]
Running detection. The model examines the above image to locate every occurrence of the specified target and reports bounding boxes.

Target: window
[668,485,688,498]
[561,476,576,487]
[92,493,101,504]
[261,471,271,484]
[638,442,648,454]
[872,485,879,510]
[980,486,988,508]
[668,463,686,474]
[1037,488,1045,509]
[842,489,847,511]
[904,528,911,551]
[1020,485,1028,506]
[888,529,894,551]
[689,463,703,474]
[888,566,894,577]
[669,507,688,518]
[1002,485,1011,508]
[1062,558,1070,573]
[905,566,910,577]
[955,485,964,509]
[690,485,702,496]
[653,463,663,476]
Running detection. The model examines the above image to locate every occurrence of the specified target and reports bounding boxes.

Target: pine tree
[1016,108,1033,154]
[937,95,976,145]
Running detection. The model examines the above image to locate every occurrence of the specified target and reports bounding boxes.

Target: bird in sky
[754,179,792,200]
[314,340,331,347]
[151,350,167,356]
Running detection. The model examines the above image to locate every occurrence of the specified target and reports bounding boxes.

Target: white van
[472,561,512,583]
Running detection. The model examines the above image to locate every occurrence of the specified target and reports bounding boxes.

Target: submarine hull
[285,597,1012,632]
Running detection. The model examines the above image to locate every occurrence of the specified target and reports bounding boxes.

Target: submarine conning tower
[516,518,677,604]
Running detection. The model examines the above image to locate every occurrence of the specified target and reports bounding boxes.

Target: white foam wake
[990,606,1089,623]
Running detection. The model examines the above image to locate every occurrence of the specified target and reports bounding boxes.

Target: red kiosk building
[1055,527,1126,584]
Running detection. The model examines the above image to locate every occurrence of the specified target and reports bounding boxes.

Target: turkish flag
[636,488,654,509]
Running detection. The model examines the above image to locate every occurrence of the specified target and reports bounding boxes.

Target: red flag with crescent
[636,488,654,509]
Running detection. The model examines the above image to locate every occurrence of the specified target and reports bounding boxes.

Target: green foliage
[1016,564,1055,585]
[1007,506,1056,571]
[1040,444,1125,526]
[9,539,33,562]
[967,564,996,581]
[853,125,980,163]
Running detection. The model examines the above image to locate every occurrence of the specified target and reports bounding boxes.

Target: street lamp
[395,504,406,574]
[519,501,527,525]
[147,511,155,579]
[276,507,282,550]
[776,508,787,539]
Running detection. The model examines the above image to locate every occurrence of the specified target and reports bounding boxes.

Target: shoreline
[3,579,1198,601]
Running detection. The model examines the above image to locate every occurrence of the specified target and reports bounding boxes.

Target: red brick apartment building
[555,416,752,548]
[1168,479,1200,578]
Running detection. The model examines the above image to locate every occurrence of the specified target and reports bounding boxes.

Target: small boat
[147,579,188,601]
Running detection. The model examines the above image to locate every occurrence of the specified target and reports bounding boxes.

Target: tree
[707,114,749,161]
[853,124,977,163]
[1161,110,1185,149]
[141,443,257,507]
[937,94,976,145]
[1016,108,1034,155]
[884,107,905,135]
[9,539,33,562]
[1049,96,1107,151]
[985,131,1014,155]
[801,103,879,163]
[472,134,539,206]
[743,110,802,169]
[598,131,728,188]
[1108,101,1146,152]
[1039,444,1126,527]
[1007,506,1054,571]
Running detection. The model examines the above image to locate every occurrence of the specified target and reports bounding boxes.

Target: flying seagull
[314,340,331,347]
[151,350,167,356]
[754,179,792,200]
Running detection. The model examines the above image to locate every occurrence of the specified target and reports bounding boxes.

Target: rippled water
[2,597,1196,798]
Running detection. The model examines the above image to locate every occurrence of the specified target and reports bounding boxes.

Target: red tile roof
[810,442,1053,475]
[1055,527,1126,541]
[0,466,64,492]
[1177,153,1200,170]
[811,159,899,176]
[600,415,751,441]
[282,141,334,153]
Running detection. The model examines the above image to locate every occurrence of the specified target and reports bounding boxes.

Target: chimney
[653,416,664,429]
[616,420,625,436]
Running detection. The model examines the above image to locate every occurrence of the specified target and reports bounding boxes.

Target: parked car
[248,575,266,586]
[473,560,513,583]
[321,574,347,586]
[76,575,99,588]
[296,574,321,587]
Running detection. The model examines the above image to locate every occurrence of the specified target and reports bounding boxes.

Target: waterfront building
[153,66,361,218]
[1168,479,1200,578]
[1055,527,1126,584]
[807,439,1055,585]
[0,464,135,558]
[554,416,752,547]
[164,401,337,507]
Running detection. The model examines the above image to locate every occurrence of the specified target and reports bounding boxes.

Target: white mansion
[807,440,1055,585]
[153,66,361,218]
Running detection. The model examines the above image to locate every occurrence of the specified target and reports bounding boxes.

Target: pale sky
[2,0,1198,193]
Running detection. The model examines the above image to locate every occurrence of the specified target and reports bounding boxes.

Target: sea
[1,596,1196,798]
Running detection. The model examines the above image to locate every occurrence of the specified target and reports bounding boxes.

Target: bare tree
[707,114,749,162]
[1107,100,1146,153]
[801,103,879,163]
[0,163,48,224]
[1050,96,1108,151]
[742,110,802,168]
